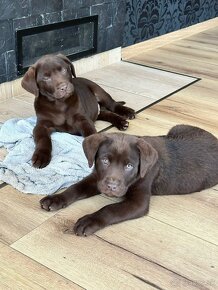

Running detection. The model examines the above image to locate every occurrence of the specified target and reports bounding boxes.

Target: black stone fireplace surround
[0,0,126,83]
[16,15,98,75]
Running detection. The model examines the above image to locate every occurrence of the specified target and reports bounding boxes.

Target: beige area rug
[80,61,199,132]
[0,61,198,125]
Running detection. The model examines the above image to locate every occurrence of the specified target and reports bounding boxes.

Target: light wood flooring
[0,21,218,289]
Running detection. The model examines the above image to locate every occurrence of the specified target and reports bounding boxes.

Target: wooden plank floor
[1,23,218,289]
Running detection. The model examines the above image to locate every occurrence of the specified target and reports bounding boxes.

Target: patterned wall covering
[123,0,218,47]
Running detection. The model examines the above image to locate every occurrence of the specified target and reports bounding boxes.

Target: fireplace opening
[16,15,98,75]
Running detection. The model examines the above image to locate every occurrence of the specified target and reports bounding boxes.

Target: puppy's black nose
[106,178,120,191]
[58,83,67,92]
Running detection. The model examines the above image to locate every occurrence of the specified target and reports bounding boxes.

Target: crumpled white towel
[0,117,92,194]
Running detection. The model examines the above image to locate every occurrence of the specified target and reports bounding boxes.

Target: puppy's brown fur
[22,54,135,168]
[40,125,218,236]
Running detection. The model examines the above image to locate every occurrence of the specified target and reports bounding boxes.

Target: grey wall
[0,0,126,83]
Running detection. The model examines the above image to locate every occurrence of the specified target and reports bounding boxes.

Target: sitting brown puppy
[21,54,135,168]
[40,125,218,236]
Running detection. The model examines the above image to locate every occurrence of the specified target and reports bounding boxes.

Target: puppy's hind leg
[167,124,208,139]
[74,114,97,137]
[87,80,135,120]
[97,110,129,131]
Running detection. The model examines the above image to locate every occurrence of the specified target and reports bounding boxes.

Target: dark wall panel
[0,0,125,83]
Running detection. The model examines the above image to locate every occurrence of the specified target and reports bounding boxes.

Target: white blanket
[0,117,92,194]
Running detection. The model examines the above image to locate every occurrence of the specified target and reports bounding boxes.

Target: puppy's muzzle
[57,83,68,98]
[100,177,127,198]
[56,82,73,99]
[106,177,121,192]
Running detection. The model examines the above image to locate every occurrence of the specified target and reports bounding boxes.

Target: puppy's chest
[52,107,75,127]
[39,102,75,128]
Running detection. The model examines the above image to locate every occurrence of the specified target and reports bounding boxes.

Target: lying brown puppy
[21,54,135,168]
[40,125,218,236]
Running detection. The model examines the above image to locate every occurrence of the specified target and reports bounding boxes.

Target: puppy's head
[21,54,76,100]
[83,133,158,198]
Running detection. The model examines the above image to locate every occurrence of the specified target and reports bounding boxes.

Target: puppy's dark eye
[125,163,133,171]
[101,157,110,166]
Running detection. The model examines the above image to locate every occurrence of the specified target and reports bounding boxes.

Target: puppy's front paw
[32,150,51,168]
[115,105,136,120]
[40,194,67,211]
[116,117,129,131]
[74,214,104,236]
[119,120,129,131]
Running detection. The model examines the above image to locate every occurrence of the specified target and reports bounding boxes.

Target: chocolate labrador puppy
[21,54,135,168]
[40,125,218,236]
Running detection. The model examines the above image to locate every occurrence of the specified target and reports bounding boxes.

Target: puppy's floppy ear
[57,54,76,78]
[82,133,107,168]
[137,139,158,178]
[21,66,39,96]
